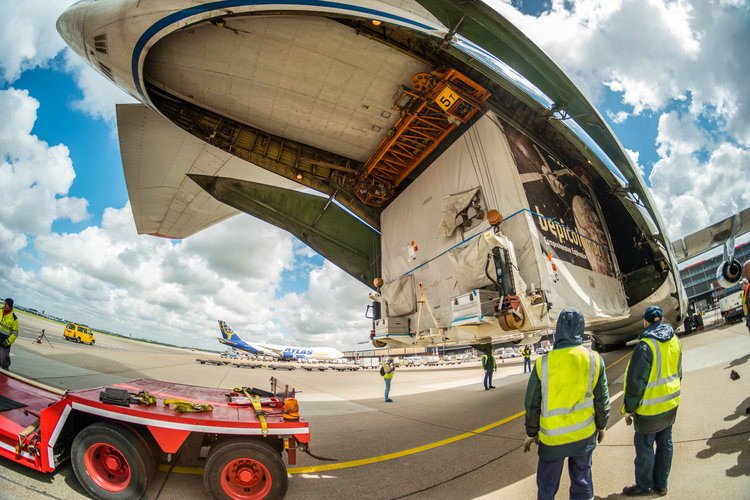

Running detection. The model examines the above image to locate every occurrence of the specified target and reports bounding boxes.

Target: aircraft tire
[204,438,287,500]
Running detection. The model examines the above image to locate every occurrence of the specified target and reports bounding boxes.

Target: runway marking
[606,351,631,370]
[153,353,633,476]
[158,464,203,475]
[610,390,623,403]
[286,410,526,474]
[287,351,634,474]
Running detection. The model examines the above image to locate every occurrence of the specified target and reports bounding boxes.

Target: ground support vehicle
[0,369,309,499]
[719,291,744,325]
[63,322,95,345]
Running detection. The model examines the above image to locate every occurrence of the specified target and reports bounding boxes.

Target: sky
[0,0,748,352]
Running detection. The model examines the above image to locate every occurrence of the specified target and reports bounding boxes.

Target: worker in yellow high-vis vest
[0,298,19,371]
[523,308,610,500]
[482,351,496,390]
[621,305,682,497]
[382,357,397,403]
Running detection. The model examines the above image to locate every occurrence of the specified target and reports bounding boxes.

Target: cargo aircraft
[218,320,344,361]
[57,0,744,352]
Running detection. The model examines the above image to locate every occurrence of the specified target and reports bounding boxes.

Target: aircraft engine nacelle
[716,259,743,289]
[282,352,295,360]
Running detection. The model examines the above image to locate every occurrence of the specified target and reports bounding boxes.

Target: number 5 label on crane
[435,86,458,111]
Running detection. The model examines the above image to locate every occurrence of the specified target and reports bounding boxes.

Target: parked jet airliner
[218,321,344,361]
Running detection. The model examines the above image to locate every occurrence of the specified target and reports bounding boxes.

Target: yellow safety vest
[536,346,600,446]
[743,284,749,317]
[0,311,19,345]
[383,362,394,379]
[482,354,496,370]
[626,336,682,416]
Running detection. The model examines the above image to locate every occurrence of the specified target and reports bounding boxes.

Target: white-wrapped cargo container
[376,112,629,347]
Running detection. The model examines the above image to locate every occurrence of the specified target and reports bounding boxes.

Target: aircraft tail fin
[218,320,242,342]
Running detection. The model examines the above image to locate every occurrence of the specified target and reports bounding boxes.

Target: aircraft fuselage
[58,0,687,350]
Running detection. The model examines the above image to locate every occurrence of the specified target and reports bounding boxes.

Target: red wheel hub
[221,458,272,499]
[84,442,131,492]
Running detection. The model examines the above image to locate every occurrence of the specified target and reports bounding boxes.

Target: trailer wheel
[204,439,287,500]
[91,339,95,345]
[71,421,153,499]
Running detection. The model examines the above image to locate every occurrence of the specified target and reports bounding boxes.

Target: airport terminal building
[679,241,750,310]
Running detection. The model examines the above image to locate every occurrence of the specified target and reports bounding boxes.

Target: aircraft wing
[253,343,284,358]
[116,103,304,238]
[671,207,750,263]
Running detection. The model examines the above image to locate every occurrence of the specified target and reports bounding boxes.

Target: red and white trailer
[0,369,309,499]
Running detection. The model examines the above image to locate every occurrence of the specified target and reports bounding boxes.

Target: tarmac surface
[1,311,749,499]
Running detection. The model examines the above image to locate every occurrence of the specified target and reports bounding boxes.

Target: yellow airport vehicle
[63,323,95,345]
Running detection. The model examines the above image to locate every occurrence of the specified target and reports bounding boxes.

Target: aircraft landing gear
[591,339,625,353]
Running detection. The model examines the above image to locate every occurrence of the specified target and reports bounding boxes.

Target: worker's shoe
[655,488,667,496]
[622,485,654,496]
[385,399,393,403]
[489,386,496,389]
[484,387,489,390]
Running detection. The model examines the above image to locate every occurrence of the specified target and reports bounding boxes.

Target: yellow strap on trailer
[134,390,157,406]
[163,399,213,413]
[234,387,268,435]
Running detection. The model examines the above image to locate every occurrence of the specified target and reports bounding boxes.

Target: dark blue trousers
[537,451,593,500]
[634,426,673,491]
[483,370,494,389]
[524,357,532,372]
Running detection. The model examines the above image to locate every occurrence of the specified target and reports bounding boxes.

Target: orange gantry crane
[355,68,491,206]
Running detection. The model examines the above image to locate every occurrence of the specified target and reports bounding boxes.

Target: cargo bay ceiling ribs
[144,14,623,218]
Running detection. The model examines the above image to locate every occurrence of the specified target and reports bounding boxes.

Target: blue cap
[643,305,662,323]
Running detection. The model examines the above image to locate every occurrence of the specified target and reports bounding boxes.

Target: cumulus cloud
[62,48,136,125]
[650,133,750,239]
[0,88,89,239]
[1,0,134,125]
[276,261,372,346]
[0,0,71,82]
[6,206,370,351]
[486,0,750,240]
[624,148,644,178]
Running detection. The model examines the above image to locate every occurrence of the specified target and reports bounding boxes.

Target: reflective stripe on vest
[634,337,681,416]
[537,346,599,446]
[0,313,18,342]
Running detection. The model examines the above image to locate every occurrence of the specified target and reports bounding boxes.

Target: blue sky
[1,0,748,351]
[15,61,127,236]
